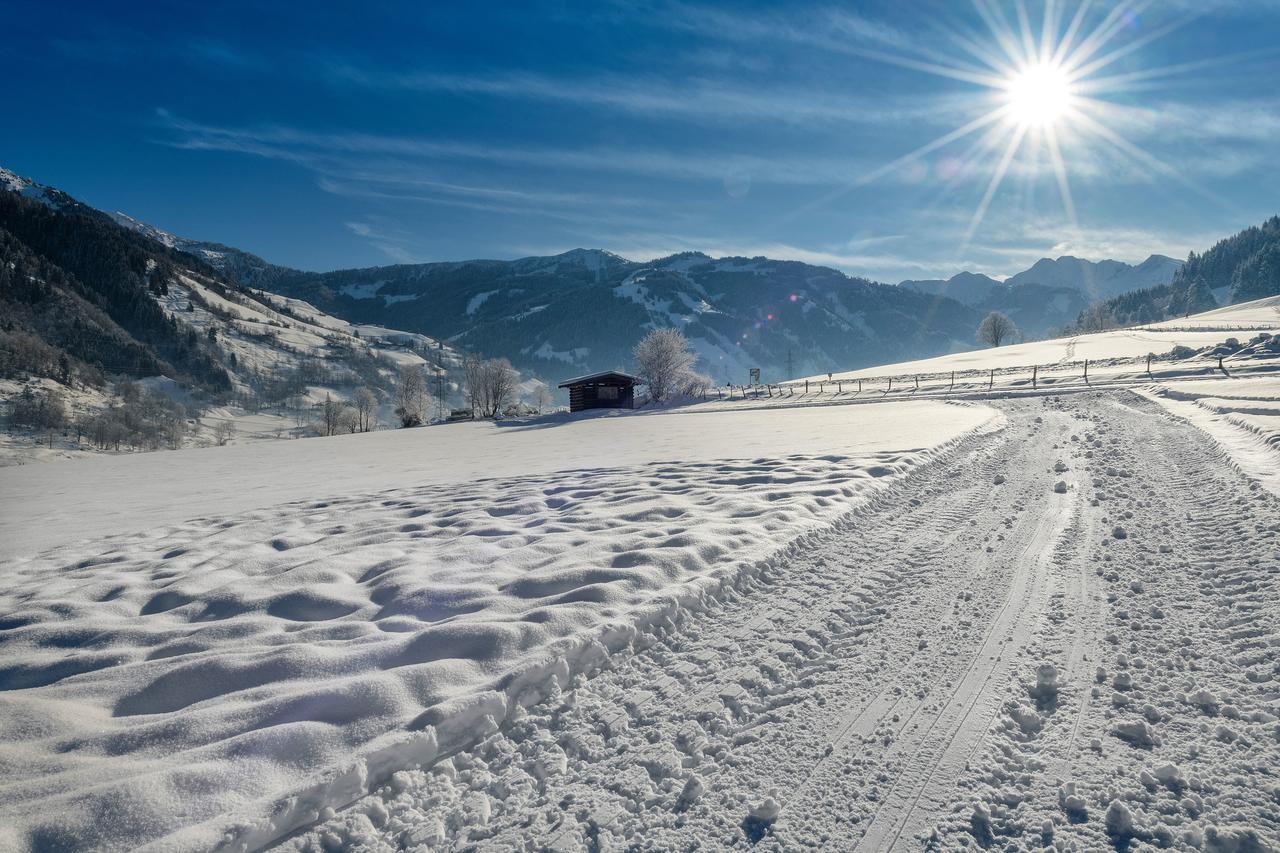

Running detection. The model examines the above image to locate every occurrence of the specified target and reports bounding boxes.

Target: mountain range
[100,218,1184,384]
[0,164,1211,393]
[898,254,1183,340]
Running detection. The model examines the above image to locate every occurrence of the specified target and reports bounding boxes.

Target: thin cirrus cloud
[322,64,963,127]
[153,109,873,187]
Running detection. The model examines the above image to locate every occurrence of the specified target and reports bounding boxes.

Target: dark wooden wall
[567,381,635,412]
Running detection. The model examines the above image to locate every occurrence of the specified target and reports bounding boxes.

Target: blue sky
[3,0,1279,282]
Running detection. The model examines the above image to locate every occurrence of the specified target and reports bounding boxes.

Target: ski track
[280,392,1280,852]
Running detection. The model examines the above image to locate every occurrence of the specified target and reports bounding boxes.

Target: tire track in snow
[280,395,1279,852]
[848,441,1080,851]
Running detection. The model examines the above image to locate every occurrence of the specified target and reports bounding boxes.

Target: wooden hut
[558,371,637,412]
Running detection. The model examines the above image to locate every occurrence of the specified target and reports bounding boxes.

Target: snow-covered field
[3,297,1280,852]
[283,393,1280,852]
[0,399,997,851]
[802,295,1280,389]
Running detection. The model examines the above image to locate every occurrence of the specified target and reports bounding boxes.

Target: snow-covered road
[285,393,1280,851]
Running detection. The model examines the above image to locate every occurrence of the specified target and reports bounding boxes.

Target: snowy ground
[281,393,1280,852]
[0,399,997,851]
[1140,376,1280,498]
[799,294,1280,391]
[3,303,1279,852]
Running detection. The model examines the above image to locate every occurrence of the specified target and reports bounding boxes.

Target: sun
[813,2,1215,247]
[1005,62,1073,128]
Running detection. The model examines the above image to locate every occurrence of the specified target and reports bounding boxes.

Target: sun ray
[778,0,1246,251]
[972,0,1028,68]
[1068,13,1197,81]
[1015,1,1039,66]
[1044,124,1077,226]
[1050,0,1094,67]
[1078,47,1280,93]
[965,124,1028,244]
[949,22,1021,78]
[1039,0,1059,64]
[857,107,1012,187]
[843,45,1008,88]
[1070,107,1231,207]
[1062,0,1155,73]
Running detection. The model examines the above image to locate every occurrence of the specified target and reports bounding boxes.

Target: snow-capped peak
[1,166,57,207]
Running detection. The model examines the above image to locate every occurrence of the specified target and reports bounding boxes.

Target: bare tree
[633,327,697,402]
[213,420,237,446]
[466,357,520,418]
[977,312,1018,347]
[534,382,553,414]
[1077,302,1114,334]
[318,394,347,436]
[394,366,429,427]
[352,386,378,432]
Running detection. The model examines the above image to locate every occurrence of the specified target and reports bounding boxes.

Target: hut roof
[558,371,638,389]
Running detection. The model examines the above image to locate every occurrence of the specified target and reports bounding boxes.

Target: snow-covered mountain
[898,271,1004,306]
[252,249,988,385]
[109,211,294,288]
[900,255,1183,337]
[1,164,1190,390]
[1004,254,1182,301]
[1,166,469,460]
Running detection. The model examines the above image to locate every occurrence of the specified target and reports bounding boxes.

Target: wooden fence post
[858,379,862,393]
[1032,365,1037,388]
[1084,359,1089,384]
[804,380,809,394]
[887,377,893,392]
[1146,354,1152,377]
[914,375,920,389]
[949,371,955,391]
[989,368,994,390]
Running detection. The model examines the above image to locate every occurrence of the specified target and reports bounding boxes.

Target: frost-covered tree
[465,357,520,418]
[352,386,378,433]
[534,382,553,414]
[977,312,1018,347]
[213,420,236,446]
[633,327,697,402]
[319,393,346,437]
[394,366,429,427]
[1078,302,1115,334]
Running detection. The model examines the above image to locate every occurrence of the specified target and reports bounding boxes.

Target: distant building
[558,371,637,413]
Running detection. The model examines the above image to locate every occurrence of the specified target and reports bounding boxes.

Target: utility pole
[435,341,446,420]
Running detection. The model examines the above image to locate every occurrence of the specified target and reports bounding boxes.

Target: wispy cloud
[153,109,873,186]
[344,219,419,263]
[323,64,959,126]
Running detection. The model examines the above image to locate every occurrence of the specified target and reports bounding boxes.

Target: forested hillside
[0,170,469,463]
[0,190,232,390]
[1076,215,1280,328]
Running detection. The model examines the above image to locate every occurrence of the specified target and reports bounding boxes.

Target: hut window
[598,385,619,400]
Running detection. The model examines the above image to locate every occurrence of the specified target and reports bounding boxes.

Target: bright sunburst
[1005,61,1073,128]
[836,1,1224,246]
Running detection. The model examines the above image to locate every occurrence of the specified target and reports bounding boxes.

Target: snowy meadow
[0,399,998,850]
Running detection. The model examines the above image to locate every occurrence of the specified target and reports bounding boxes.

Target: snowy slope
[110,211,295,287]
[806,294,1280,384]
[0,399,999,851]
